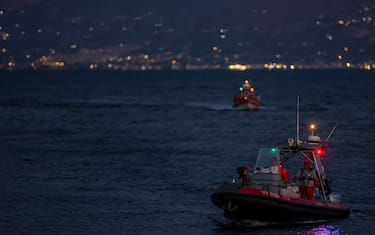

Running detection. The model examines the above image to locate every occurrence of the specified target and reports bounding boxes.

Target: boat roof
[253,143,325,172]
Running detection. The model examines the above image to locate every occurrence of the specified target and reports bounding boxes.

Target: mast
[325,123,338,144]
[296,96,300,145]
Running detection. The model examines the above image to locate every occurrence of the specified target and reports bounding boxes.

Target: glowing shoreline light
[228,64,248,71]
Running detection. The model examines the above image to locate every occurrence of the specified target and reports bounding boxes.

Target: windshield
[253,148,279,171]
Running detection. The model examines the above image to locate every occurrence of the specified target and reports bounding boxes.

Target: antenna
[325,123,338,144]
[296,96,300,144]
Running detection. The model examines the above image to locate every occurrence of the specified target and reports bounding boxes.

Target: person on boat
[294,159,319,200]
[236,165,248,186]
[270,157,289,183]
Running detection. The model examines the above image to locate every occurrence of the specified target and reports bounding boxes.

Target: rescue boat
[233,80,261,111]
[211,102,350,224]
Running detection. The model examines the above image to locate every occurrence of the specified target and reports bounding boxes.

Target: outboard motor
[328,192,343,203]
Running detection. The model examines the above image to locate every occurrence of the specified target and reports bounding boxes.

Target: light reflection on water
[213,219,345,235]
[304,224,341,235]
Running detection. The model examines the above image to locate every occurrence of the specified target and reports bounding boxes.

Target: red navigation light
[314,147,325,157]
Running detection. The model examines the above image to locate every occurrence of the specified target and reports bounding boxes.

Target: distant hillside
[2,0,374,67]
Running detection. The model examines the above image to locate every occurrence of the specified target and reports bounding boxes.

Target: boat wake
[186,102,233,111]
[211,216,329,230]
[187,102,279,111]
[258,105,277,110]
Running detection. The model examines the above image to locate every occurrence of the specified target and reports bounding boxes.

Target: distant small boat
[233,80,261,111]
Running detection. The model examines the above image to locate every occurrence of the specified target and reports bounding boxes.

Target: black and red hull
[211,183,350,223]
[233,95,260,110]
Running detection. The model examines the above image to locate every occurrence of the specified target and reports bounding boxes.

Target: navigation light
[314,147,325,157]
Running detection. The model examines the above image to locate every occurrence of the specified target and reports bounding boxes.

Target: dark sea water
[0,70,375,235]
